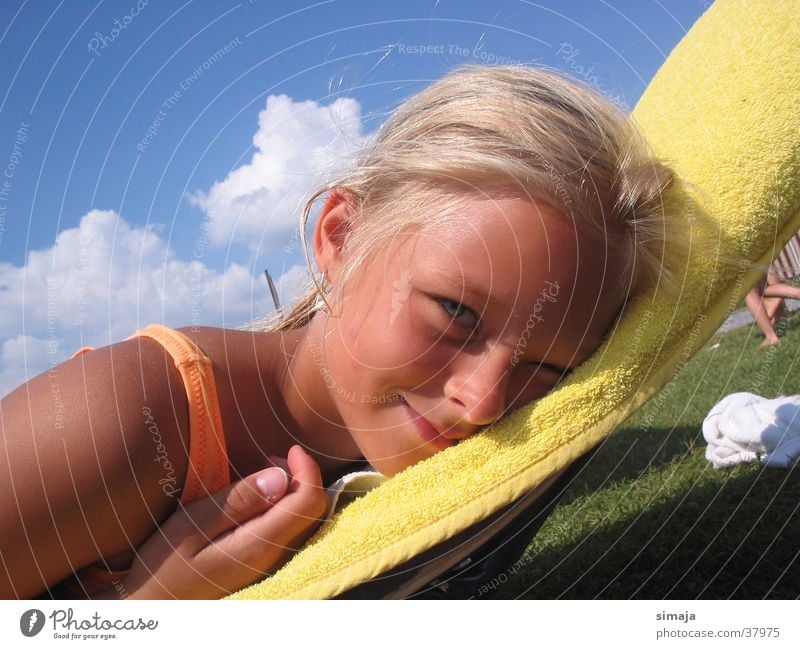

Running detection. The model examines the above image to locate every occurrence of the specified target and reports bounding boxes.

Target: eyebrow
[435,271,495,305]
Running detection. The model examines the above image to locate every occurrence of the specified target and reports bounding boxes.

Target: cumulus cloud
[0,335,51,398]
[273,263,313,306]
[186,94,368,252]
[0,209,302,397]
[2,93,361,397]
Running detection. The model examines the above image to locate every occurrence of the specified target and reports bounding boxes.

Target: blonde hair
[263,63,674,332]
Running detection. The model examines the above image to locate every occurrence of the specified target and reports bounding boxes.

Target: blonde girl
[0,63,672,600]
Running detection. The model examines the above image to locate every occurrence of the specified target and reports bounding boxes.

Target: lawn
[489,311,800,599]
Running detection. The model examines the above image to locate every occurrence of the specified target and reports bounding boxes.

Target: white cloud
[186,94,368,252]
[0,335,51,399]
[274,263,312,306]
[0,209,289,397]
[1,92,357,397]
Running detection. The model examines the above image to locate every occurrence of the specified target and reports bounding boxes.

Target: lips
[401,399,454,451]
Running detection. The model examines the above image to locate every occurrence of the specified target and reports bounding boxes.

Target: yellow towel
[227,0,800,599]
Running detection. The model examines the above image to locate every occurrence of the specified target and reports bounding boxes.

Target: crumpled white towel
[703,392,800,469]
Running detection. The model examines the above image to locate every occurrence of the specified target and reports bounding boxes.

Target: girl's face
[312,192,623,477]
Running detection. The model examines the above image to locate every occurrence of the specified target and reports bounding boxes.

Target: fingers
[179,465,289,543]
[285,443,324,495]
[121,446,329,599]
[267,454,290,474]
[193,445,329,579]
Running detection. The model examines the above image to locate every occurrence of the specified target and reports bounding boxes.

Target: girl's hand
[113,445,329,599]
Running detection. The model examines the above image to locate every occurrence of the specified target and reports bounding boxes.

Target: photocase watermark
[110,578,130,600]
[308,330,357,403]
[137,36,243,153]
[20,607,156,640]
[725,259,750,317]
[306,327,408,405]
[283,226,302,254]
[510,280,561,367]
[190,215,214,331]
[555,42,629,111]
[474,553,530,597]
[39,608,158,640]
[142,406,180,498]
[193,215,214,260]
[389,269,412,326]
[397,43,526,67]
[87,0,148,56]
[73,227,92,327]
[621,308,654,369]
[532,150,574,215]
[0,121,30,246]
[19,609,45,637]
[137,107,169,154]
[46,278,65,429]
[750,309,790,394]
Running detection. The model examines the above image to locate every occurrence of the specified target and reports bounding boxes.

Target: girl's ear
[313,187,358,280]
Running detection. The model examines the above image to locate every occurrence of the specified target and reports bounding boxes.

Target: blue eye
[437,298,479,331]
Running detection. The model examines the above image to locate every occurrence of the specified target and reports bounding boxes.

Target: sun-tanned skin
[0,188,624,599]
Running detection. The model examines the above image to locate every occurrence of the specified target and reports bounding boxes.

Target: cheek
[336,297,452,385]
[386,298,456,371]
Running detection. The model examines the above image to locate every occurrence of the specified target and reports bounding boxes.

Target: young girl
[0,64,673,600]
[746,269,800,346]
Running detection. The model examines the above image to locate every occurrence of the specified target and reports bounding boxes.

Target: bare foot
[760,337,781,348]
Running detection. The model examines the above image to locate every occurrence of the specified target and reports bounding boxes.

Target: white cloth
[325,465,386,519]
[703,392,800,469]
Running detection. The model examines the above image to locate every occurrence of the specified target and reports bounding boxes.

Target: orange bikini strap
[126,324,230,503]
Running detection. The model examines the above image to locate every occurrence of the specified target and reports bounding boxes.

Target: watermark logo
[19,609,45,637]
[136,37,242,153]
[510,280,560,366]
[87,0,149,56]
[397,43,526,67]
[389,270,412,326]
[142,406,180,498]
[0,121,30,246]
[190,215,215,330]
[555,42,629,111]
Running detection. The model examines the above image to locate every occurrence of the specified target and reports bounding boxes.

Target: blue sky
[0,0,710,395]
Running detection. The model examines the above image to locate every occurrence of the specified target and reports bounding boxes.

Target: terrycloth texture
[703,392,800,469]
[227,0,800,599]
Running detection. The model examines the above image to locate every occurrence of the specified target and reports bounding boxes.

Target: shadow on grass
[561,426,704,504]
[451,313,800,600]
[485,461,800,599]
[559,316,800,505]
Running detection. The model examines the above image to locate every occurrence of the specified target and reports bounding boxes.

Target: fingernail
[256,467,288,499]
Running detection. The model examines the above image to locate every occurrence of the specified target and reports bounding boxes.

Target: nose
[444,345,510,427]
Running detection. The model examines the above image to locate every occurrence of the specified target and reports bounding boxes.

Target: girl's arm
[98,444,328,599]
[0,337,191,599]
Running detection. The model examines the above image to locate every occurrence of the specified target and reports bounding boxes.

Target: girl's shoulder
[170,325,299,392]
[171,325,303,476]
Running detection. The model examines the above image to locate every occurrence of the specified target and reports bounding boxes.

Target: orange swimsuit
[53,324,230,598]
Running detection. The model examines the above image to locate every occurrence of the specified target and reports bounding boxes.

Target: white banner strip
[1,600,798,647]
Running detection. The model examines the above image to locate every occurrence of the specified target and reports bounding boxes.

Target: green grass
[490,312,800,599]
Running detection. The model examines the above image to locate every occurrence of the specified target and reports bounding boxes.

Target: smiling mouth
[400,398,454,451]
